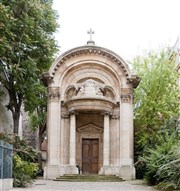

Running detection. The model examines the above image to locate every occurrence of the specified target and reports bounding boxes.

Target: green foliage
[157,145,180,190]
[0,0,59,133]
[0,133,38,187]
[0,132,37,162]
[13,154,38,187]
[132,49,179,150]
[141,130,180,190]
[133,50,179,122]
[132,48,180,189]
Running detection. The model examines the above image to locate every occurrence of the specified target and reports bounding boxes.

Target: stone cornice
[41,72,53,86]
[127,75,141,88]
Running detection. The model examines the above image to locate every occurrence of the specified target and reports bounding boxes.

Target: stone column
[119,93,135,180]
[103,112,110,166]
[69,111,76,166]
[65,111,78,174]
[44,87,61,179]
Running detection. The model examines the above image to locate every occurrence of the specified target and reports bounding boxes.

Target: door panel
[82,139,99,174]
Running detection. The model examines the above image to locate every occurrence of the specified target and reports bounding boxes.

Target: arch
[49,45,131,77]
[59,60,121,100]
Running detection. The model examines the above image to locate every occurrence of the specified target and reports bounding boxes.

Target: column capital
[48,87,61,101]
[102,111,112,116]
[120,94,133,103]
[69,110,79,115]
[110,115,120,120]
[61,112,69,119]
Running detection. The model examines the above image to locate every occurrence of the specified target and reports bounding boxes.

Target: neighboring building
[170,37,180,86]
[43,37,140,180]
[0,85,13,134]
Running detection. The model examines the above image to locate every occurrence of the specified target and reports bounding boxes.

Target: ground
[9,179,159,191]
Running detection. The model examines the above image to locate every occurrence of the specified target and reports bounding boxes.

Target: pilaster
[69,111,76,165]
[44,87,61,179]
[119,93,135,180]
[103,112,110,166]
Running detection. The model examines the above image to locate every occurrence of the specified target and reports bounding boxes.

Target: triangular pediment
[77,123,103,134]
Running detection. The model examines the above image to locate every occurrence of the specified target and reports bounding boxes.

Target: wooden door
[82,139,99,174]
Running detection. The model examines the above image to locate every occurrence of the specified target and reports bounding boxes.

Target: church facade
[43,40,140,180]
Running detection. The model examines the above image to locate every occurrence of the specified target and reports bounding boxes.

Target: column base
[119,166,135,180]
[44,165,60,179]
[99,166,119,175]
[59,165,79,176]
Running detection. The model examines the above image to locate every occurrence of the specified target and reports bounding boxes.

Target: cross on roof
[87,28,94,41]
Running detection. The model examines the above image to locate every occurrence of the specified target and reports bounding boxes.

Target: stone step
[54,175,123,182]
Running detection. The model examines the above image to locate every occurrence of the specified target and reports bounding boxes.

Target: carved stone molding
[48,87,60,101]
[69,110,78,115]
[101,111,112,116]
[50,46,130,78]
[65,79,116,103]
[127,75,141,88]
[61,113,69,119]
[110,115,120,120]
[121,94,133,103]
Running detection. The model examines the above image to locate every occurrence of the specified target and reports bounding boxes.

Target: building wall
[0,85,13,134]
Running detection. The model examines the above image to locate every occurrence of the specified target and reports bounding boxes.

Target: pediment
[77,123,103,134]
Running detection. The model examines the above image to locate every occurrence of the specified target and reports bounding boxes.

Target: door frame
[76,124,103,174]
[82,138,99,174]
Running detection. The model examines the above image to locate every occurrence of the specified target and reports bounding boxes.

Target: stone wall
[0,84,38,149]
[0,85,13,134]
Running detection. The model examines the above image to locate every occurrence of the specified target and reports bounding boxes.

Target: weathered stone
[43,43,140,180]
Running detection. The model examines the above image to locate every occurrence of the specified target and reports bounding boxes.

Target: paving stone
[9,179,159,191]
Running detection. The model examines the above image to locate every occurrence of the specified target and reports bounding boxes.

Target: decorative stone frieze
[48,87,60,101]
[121,94,133,103]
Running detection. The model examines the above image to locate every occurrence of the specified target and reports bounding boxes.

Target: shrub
[0,133,38,187]
[13,154,38,187]
[141,130,180,190]
[157,145,180,190]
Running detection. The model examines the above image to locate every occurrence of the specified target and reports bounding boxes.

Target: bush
[157,145,180,190]
[0,133,38,187]
[141,130,180,190]
[13,154,38,187]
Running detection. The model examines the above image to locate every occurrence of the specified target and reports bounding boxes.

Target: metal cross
[87,28,94,41]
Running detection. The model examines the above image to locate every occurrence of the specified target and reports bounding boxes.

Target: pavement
[9,179,159,191]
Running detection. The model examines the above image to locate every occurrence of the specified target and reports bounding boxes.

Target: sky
[53,0,180,61]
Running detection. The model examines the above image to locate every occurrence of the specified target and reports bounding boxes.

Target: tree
[131,49,179,152]
[0,0,59,133]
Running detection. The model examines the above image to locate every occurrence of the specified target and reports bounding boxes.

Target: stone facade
[43,43,140,180]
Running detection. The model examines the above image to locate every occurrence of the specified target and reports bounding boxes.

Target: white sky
[53,0,180,61]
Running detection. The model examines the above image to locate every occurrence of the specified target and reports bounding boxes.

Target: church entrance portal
[82,139,99,174]
[44,41,140,180]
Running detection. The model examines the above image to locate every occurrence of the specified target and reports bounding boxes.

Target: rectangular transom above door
[82,139,99,174]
